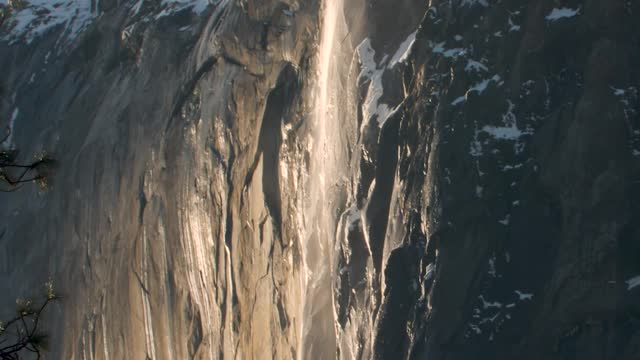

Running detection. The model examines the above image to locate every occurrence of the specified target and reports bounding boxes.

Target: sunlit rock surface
[0,0,638,359]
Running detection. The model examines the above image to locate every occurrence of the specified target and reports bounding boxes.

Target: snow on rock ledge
[545,7,580,22]
[1,0,215,46]
[1,0,95,45]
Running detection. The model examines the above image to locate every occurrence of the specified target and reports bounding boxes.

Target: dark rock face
[372,1,640,359]
[0,0,638,359]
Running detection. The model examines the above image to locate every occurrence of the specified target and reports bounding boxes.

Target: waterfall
[300,0,352,358]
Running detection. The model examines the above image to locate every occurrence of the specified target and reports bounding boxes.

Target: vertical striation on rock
[0,1,318,358]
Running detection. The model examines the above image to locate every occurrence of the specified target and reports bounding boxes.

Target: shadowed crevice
[258,63,300,239]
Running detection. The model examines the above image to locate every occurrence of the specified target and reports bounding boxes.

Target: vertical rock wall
[0,1,319,358]
[372,1,640,359]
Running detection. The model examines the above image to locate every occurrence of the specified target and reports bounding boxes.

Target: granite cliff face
[373,1,640,359]
[0,0,638,359]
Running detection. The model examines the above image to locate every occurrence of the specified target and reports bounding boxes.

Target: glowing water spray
[299,0,349,358]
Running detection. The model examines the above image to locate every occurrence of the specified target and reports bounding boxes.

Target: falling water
[300,0,351,358]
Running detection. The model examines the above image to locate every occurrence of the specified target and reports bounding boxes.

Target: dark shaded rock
[370,1,640,359]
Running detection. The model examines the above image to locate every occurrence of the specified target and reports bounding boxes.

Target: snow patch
[425,263,435,282]
[508,18,521,31]
[481,100,531,141]
[482,125,524,140]
[155,0,211,19]
[452,96,466,106]
[479,295,502,309]
[451,75,501,105]
[626,275,640,290]
[131,0,145,16]
[502,163,523,171]
[611,87,626,97]
[429,41,466,59]
[460,0,488,7]
[471,75,502,94]
[515,290,533,301]
[470,324,482,334]
[465,59,488,73]
[345,206,362,231]
[1,108,19,150]
[487,257,497,277]
[357,38,386,126]
[357,37,406,127]
[2,0,96,45]
[545,7,580,21]
[388,31,417,68]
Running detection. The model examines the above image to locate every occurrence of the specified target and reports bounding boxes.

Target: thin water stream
[300,0,351,358]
